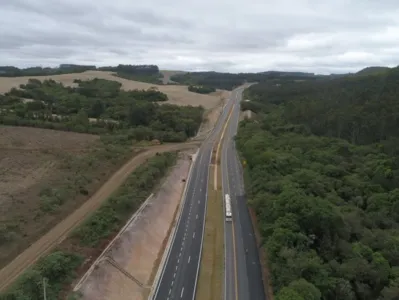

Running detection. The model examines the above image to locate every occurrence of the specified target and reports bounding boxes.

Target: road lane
[153,99,234,300]
[222,87,266,300]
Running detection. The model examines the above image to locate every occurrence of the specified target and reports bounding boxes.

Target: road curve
[222,87,266,300]
[152,100,234,300]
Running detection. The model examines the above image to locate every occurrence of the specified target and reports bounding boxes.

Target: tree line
[0,78,203,143]
[0,65,96,77]
[171,71,317,91]
[0,64,163,84]
[236,66,399,300]
[188,85,216,94]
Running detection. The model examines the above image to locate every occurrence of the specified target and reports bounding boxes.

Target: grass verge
[195,164,224,300]
[0,152,178,300]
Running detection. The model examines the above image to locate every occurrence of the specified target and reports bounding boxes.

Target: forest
[0,78,203,143]
[98,64,163,84]
[0,65,96,77]
[236,66,399,300]
[188,85,216,94]
[171,70,316,90]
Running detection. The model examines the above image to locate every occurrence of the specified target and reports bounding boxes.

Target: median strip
[195,105,234,300]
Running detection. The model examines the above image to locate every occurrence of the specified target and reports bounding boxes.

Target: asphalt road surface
[222,87,266,300]
[153,99,234,300]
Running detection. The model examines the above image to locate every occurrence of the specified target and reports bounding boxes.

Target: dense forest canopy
[0,78,203,143]
[170,70,317,90]
[236,66,399,300]
[187,85,216,94]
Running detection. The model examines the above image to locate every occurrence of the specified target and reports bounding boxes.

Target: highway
[152,97,234,300]
[222,87,266,300]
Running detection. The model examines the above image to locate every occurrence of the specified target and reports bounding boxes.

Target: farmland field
[0,70,223,110]
[0,126,135,268]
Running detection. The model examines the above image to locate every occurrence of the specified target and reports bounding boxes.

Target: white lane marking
[179,252,181,257]
[172,280,174,286]
[196,214,198,219]
[193,232,196,239]
[198,200,200,204]
[188,256,191,263]
[176,265,178,271]
[174,273,176,278]
[177,258,180,263]
[180,287,185,298]
[169,288,172,295]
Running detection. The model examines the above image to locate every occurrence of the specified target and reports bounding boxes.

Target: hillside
[356,66,391,76]
[237,66,399,300]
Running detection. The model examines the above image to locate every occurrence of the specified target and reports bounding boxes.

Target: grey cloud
[0,0,398,73]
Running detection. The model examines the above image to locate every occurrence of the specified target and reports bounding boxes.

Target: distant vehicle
[225,194,232,222]
[182,178,186,182]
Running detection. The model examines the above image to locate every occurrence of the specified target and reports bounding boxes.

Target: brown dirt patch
[0,126,100,268]
[0,139,199,292]
[0,71,221,110]
[73,153,193,300]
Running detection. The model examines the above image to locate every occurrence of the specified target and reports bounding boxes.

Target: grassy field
[0,126,136,269]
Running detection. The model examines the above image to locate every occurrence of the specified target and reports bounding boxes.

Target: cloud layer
[1,0,399,73]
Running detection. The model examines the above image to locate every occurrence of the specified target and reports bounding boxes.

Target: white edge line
[150,150,198,299]
[191,94,236,300]
[191,141,213,300]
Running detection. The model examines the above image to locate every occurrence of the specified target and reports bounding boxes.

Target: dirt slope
[0,142,199,292]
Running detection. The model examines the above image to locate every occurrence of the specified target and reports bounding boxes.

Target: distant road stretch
[152,99,234,300]
[222,87,266,300]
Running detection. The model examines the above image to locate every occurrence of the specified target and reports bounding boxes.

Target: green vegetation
[73,151,177,246]
[0,78,203,142]
[0,63,163,84]
[237,66,399,300]
[99,64,163,84]
[0,64,96,77]
[356,66,391,76]
[0,251,83,300]
[0,152,177,300]
[0,64,163,84]
[188,85,216,94]
[171,71,316,90]
[38,141,132,213]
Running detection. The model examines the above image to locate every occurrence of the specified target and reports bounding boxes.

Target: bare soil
[0,126,100,267]
[74,152,193,300]
[0,135,198,292]
[0,71,221,110]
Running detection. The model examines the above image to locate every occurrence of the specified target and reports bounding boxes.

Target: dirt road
[0,142,200,292]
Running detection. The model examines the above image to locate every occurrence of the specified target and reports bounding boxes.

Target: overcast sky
[1,0,399,74]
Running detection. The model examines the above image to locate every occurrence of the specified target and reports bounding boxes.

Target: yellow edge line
[214,105,235,190]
